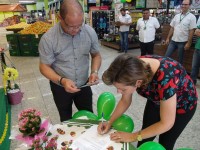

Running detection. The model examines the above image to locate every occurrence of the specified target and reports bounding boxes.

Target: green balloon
[138,142,166,150]
[72,110,98,120]
[97,92,116,120]
[121,0,126,3]
[112,114,134,133]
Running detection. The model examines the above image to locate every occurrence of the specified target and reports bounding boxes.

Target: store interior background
[0,0,200,149]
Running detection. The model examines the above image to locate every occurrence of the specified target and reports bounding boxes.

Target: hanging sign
[136,0,145,8]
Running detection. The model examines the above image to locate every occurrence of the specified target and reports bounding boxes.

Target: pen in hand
[101,112,104,134]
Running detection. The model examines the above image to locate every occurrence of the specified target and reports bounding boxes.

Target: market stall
[0,4,27,26]
[6,21,52,57]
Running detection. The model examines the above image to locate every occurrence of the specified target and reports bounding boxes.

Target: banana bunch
[6,22,30,29]
[19,21,52,34]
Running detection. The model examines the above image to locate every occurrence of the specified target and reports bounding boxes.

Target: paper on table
[69,125,122,150]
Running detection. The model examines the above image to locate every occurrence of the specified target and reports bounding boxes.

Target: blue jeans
[165,40,186,64]
[190,49,200,85]
[119,31,129,53]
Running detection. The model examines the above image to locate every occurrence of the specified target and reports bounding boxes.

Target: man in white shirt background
[165,0,196,64]
[118,8,132,53]
[136,8,160,56]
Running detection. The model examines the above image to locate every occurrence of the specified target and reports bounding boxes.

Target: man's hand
[165,38,170,45]
[184,42,191,50]
[88,72,99,85]
[61,78,80,93]
[195,29,200,37]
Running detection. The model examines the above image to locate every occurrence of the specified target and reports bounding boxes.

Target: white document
[70,125,121,150]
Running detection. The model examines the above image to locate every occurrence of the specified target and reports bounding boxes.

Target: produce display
[19,21,52,34]
[6,22,30,29]
[0,15,20,27]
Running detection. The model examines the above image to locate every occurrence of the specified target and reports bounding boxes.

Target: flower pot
[7,89,23,105]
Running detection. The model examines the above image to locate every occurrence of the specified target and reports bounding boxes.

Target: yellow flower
[4,67,19,81]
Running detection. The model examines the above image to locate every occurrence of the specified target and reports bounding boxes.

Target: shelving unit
[89,10,114,39]
[129,10,143,23]
[101,9,141,50]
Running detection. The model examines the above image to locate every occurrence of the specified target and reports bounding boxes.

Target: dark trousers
[137,100,197,150]
[140,41,154,56]
[50,81,93,122]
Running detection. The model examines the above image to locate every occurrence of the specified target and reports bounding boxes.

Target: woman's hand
[97,121,111,135]
[110,131,135,143]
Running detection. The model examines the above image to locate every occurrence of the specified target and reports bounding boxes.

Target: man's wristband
[58,77,65,86]
[91,70,98,75]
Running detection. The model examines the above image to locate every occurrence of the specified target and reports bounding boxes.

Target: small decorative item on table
[3,67,23,105]
[10,108,57,150]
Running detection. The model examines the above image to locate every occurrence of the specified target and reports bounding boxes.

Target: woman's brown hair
[102,54,153,87]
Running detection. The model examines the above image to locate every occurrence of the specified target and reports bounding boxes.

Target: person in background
[165,0,196,64]
[39,0,102,122]
[136,8,160,56]
[190,16,200,85]
[97,54,197,150]
[118,8,132,53]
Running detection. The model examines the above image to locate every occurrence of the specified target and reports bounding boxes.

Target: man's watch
[137,131,143,141]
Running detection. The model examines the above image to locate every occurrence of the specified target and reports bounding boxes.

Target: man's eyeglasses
[62,18,83,31]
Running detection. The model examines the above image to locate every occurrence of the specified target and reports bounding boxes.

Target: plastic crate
[19,42,33,56]
[32,46,39,56]
[18,34,32,42]
[31,34,43,43]
[6,34,18,43]
[9,43,21,56]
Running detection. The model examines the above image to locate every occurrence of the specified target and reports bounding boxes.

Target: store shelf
[101,40,139,50]
[154,43,200,77]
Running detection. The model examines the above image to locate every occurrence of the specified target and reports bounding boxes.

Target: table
[0,88,11,150]
[6,28,23,33]
[59,119,137,150]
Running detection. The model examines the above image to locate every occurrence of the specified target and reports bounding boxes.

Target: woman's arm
[97,93,133,134]
[109,93,133,124]
[132,94,177,141]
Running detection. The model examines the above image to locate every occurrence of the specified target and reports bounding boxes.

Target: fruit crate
[9,43,21,56]
[32,45,39,56]
[18,34,32,42]
[31,34,43,43]
[6,34,19,43]
[19,42,33,56]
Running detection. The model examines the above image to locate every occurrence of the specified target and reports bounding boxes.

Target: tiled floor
[0,27,200,149]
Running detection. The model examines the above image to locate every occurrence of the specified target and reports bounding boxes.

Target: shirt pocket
[181,22,190,30]
[81,39,91,54]
[55,50,71,63]
[147,24,154,29]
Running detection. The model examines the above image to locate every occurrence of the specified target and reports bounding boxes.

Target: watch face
[137,135,142,141]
